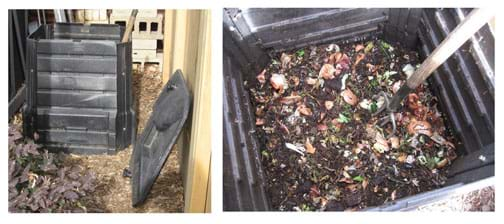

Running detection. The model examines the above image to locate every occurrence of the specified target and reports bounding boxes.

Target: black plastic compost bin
[223,8,494,211]
[23,23,136,154]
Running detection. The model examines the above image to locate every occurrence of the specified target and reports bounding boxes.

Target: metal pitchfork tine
[371,8,494,136]
[372,91,397,135]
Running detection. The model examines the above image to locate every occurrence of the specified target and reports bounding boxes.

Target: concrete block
[110,14,163,40]
[84,20,109,25]
[133,52,163,71]
[111,9,157,18]
[132,39,157,50]
[132,49,157,60]
[84,9,108,21]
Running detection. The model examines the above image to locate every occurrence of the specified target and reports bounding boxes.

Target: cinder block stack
[110,9,164,71]
[83,9,109,24]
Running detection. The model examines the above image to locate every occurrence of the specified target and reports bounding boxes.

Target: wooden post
[388,8,494,111]
[183,9,211,213]
[162,10,175,83]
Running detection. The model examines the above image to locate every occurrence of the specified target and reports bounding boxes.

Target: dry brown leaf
[354,53,366,66]
[281,53,292,69]
[319,112,326,122]
[407,93,420,110]
[279,95,302,105]
[389,136,400,149]
[298,104,313,116]
[343,171,352,179]
[366,63,376,73]
[436,158,449,168]
[270,74,287,92]
[362,179,369,190]
[305,138,316,154]
[291,76,300,86]
[341,89,358,106]
[278,122,290,135]
[346,184,359,191]
[407,118,433,137]
[328,52,342,65]
[352,53,366,73]
[317,123,328,131]
[337,53,351,69]
[355,44,365,52]
[397,153,407,163]
[255,107,264,116]
[256,69,266,84]
[256,118,265,126]
[306,77,318,85]
[373,132,389,153]
[319,64,336,80]
[331,118,343,130]
[353,143,365,154]
[325,100,334,110]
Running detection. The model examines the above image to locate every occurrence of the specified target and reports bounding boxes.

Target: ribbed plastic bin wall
[23,23,136,154]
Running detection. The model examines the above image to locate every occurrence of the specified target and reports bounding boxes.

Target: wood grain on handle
[406,8,494,88]
[121,9,138,43]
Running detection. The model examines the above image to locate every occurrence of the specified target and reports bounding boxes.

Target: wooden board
[161,9,211,213]
[183,10,212,213]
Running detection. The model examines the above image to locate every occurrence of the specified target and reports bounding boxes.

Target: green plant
[352,175,364,182]
[337,113,351,123]
[296,49,305,57]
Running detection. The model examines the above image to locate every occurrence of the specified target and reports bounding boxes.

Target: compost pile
[8,119,97,212]
[249,40,458,211]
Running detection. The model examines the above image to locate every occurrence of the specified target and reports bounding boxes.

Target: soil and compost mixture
[248,40,459,211]
[8,66,184,213]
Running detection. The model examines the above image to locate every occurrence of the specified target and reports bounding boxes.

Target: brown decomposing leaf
[306,77,318,85]
[270,74,287,92]
[255,106,264,116]
[407,118,433,137]
[324,100,334,110]
[389,136,400,149]
[355,44,365,52]
[341,89,358,106]
[317,123,328,131]
[291,76,300,86]
[328,52,342,65]
[397,153,407,163]
[257,69,266,84]
[256,118,265,126]
[305,138,316,154]
[436,158,449,169]
[279,95,302,105]
[319,64,336,80]
[407,93,420,110]
[373,132,389,153]
[298,104,313,116]
[281,53,292,70]
[362,179,369,190]
[352,53,366,73]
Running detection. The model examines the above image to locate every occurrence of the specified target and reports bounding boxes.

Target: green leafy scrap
[337,113,351,123]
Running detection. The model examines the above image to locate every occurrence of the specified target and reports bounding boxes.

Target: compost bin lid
[130,70,191,206]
